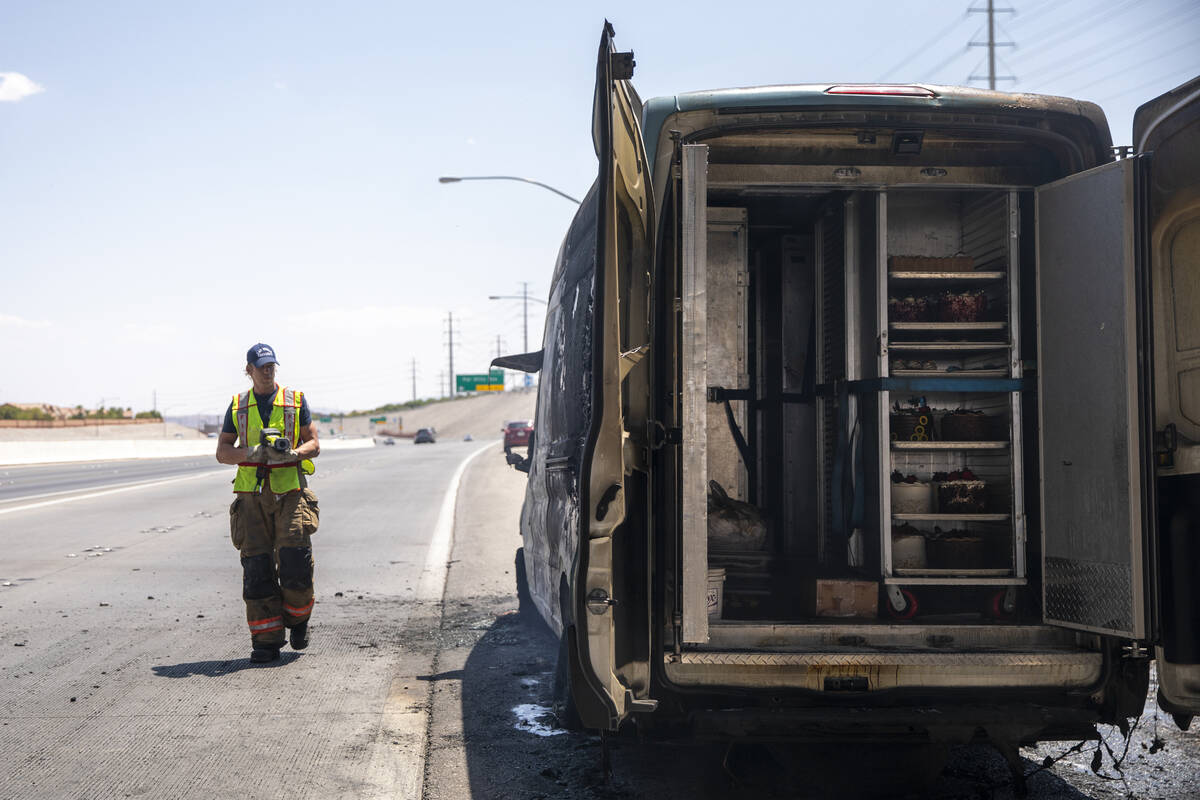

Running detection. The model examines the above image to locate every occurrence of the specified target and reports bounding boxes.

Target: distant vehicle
[382,437,396,445]
[503,420,533,451]
[413,428,436,444]
[206,432,218,438]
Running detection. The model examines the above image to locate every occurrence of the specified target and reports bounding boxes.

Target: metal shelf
[892,441,1008,450]
[890,369,1009,378]
[889,341,1010,352]
[885,573,1026,586]
[889,271,1006,283]
[891,321,1007,332]
[893,513,1012,522]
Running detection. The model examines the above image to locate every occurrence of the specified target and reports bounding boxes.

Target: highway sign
[456,370,505,392]
[369,416,386,423]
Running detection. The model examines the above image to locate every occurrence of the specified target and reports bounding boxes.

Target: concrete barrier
[0,436,376,466]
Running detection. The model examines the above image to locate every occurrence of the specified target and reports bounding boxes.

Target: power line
[1089,63,1200,103]
[1065,38,1200,96]
[877,12,972,81]
[1018,0,1193,84]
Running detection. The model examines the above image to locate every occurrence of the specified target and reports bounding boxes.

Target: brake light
[825,85,936,98]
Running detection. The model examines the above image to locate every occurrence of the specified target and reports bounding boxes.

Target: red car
[503,420,533,451]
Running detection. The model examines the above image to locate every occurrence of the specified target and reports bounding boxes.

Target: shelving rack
[875,189,1028,593]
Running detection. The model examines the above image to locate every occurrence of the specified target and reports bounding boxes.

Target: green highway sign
[317,415,333,423]
[455,370,505,392]
[369,416,386,423]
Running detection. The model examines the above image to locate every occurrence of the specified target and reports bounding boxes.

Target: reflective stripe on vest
[231,386,304,494]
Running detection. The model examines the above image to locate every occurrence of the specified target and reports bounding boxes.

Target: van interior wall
[701,187,1041,625]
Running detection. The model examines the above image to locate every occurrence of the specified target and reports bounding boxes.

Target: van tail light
[825,85,936,98]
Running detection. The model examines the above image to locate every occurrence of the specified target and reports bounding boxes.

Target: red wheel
[887,589,919,620]
[989,589,1015,620]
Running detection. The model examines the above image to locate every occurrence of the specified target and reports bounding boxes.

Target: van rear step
[664,648,1101,690]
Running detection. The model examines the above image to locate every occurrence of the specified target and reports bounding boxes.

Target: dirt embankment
[317,391,537,442]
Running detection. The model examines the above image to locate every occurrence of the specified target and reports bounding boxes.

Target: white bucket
[706,567,726,618]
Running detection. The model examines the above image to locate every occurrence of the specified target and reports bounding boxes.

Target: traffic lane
[0,440,488,800]
[0,441,476,602]
[0,447,370,505]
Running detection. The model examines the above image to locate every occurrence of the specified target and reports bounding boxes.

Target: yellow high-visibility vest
[231,386,314,494]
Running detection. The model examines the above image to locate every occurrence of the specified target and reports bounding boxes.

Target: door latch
[610,51,636,81]
[586,587,618,615]
[1155,423,1178,468]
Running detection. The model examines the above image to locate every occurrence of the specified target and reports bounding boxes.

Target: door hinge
[878,331,888,358]
[649,420,682,450]
[610,51,635,81]
[1112,145,1135,160]
[595,483,622,521]
[586,587,617,615]
[1123,641,1151,659]
[624,690,658,714]
[1156,423,1178,468]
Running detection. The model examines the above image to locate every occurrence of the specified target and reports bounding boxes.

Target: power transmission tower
[409,358,418,402]
[969,0,1016,89]
[444,312,461,397]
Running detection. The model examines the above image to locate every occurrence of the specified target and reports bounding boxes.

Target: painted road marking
[416,440,495,601]
[0,470,226,515]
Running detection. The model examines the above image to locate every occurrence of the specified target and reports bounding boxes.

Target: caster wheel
[989,589,1015,620]
[887,589,919,620]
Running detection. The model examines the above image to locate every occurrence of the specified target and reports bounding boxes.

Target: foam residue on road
[512,704,565,737]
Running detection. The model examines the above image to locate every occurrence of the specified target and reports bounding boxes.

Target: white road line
[0,469,212,505]
[415,441,497,601]
[0,470,227,515]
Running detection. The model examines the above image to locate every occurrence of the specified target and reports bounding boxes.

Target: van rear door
[1134,76,1200,720]
[1036,155,1153,641]
[571,21,653,730]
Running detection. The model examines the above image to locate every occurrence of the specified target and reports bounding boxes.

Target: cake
[889,295,933,322]
[937,290,987,322]
[891,402,934,441]
[925,527,987,569]
[934,469,987,513]
[891,471,933,514]
[892,523,928,569]
[888,255,974,273]
[940,409,999,441]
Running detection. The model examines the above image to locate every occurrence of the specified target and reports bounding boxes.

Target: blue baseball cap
[246,343,280,367]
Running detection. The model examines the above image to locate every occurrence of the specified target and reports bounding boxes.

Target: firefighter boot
[290,621,309,650]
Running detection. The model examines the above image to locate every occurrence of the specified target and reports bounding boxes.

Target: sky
[2,0,1197,416]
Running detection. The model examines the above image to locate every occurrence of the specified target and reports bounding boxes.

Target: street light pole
[438,175,581,205]
[488,283,547,355]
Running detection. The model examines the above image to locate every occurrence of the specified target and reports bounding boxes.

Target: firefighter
[216,343,321,663]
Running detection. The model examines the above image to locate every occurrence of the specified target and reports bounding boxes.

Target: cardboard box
[814,579,878,619]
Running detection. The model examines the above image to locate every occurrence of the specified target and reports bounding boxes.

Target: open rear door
[1036,157,1153,640]
[571,21,653,730]
[1135,76,1200,721]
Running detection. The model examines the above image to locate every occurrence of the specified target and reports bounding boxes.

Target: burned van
[496,23,1200,763]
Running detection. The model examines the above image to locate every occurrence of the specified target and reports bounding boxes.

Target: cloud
[0,72,45,103]
[273,80,287,90]
[0,312,51,328]
[0,311,51,326]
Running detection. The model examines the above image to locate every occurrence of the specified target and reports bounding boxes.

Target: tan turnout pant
[229,488,319,648]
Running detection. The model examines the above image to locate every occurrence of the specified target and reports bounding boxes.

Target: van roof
[641,83,1114,167]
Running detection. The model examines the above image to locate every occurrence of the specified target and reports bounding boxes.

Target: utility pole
[969,0,1015,89]
[409,358,417,402]
[520,281,528,353]
[444,312,461,397]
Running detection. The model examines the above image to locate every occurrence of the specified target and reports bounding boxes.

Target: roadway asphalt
[0,440,494,800]
[2,442,1197,799]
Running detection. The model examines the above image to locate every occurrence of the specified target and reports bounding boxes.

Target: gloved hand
[265,439,299,463]
[244,444,268,464]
